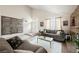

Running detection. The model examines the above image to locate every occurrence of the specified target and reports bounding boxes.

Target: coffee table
[37,36,53,48]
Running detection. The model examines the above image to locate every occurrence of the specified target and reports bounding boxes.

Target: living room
[0,5,79,53]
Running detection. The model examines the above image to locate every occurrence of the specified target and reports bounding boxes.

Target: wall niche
[70,17,75,26]
[70,6,79,33]
[1,16,23,35]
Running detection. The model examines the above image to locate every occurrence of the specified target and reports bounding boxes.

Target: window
[45,19,51,29]
[56,17,61,30]
[45,17,61,30]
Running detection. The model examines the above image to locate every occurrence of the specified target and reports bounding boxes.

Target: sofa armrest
[35,47,47,53]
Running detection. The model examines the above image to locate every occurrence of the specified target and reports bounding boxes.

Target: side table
[65,34,71,41]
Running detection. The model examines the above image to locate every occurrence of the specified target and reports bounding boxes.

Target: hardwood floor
[62,41,76,53]
[31,36,76,53]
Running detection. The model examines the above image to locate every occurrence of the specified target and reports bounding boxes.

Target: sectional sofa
[0,36,47,53]
[39,29,66,42]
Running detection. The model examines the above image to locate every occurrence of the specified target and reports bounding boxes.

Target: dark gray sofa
[0,37,47,53]
[39,29,66,42]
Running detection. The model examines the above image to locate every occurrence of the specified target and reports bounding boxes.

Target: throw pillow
[57,31,61,35]
[7,36,23,49]
[60,31,66,38]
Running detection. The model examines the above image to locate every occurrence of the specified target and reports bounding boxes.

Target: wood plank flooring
[62,41,76,53]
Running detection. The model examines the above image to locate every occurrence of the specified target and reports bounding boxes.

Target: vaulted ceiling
[29,5,77,17]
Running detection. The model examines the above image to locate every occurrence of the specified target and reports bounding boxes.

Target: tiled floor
[30,36,76,53]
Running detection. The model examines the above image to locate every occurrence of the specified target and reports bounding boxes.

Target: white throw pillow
[57,31,61,35]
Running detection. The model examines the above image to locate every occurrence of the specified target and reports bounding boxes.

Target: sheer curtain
[55,17,61,30]
[45,19,51,29]
[51,17,56,30]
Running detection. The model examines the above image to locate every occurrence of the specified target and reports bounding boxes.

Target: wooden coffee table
[37,36,53,48]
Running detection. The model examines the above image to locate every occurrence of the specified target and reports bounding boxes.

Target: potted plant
[71,33,79,52]
[74,39,79,49]
[73,39,79,53]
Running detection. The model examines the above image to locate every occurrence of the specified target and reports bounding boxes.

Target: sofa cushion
[17,40,40,52]
[7,36,23,49]
[57,31,61,35]
[0,38,14,53]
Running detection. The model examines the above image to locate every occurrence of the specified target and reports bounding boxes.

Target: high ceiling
[29,5,77,16]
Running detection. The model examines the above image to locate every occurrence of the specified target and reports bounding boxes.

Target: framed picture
[40,22,44,27]
[63,21,68,26]
[71,17,75,26]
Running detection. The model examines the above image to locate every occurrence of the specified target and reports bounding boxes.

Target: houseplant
[73,39,79,53]
[74,39,79,49]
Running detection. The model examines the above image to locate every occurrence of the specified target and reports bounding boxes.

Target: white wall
[0,5,32,38]
[32,9,54,31]
[61,16,70,33]
[32,9,70,32]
